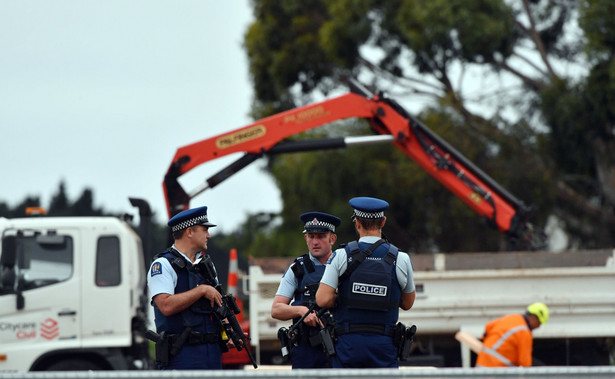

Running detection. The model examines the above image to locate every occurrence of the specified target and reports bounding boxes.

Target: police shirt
[320,236,415,293]
[275,252,324,299]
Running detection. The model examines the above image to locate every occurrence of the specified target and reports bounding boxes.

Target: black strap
[338,239,386,285]
[290,254,314,280]
[302,254,315,273]
[383,250,397,265]
[156,247,187,273]
[169,331,219,345]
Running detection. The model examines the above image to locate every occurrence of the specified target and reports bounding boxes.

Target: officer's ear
[185,226,196,237]
[329,233,337,244]
[353,217,361,230]
[380,216,387,229]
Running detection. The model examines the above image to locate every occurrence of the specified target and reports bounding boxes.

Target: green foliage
[580,0,615,62]
[0,196,42,218]
[395,0,516,69]
[212,212,289,258]
[0,181,104,218]
[243,0,615,252]
[540,78,595,177]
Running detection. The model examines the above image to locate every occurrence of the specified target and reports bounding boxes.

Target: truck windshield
[14,235,73,290]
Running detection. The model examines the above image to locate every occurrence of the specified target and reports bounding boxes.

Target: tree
[70,189,103,216]
[243,0,615,252]
[0,183,172,262]
[48,181,71,216]
[0,196,42,218]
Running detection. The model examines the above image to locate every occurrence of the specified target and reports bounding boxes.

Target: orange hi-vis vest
[475,314,533,367]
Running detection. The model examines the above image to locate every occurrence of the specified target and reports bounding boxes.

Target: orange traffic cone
[228,248,244,322]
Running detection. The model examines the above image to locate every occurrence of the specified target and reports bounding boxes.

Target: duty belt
[335,324,395,337]
[169,331,219,345]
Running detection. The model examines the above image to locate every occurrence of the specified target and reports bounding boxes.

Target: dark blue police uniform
[331,197,402,368]
[148,206,223,370]
[282,212,340,369]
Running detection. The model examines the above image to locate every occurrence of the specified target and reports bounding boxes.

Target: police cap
[168,206,216,233]
[349,197,389,219]
[300,211,341,234]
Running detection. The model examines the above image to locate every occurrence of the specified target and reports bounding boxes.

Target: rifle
[277,302,336,359]
[192,254,258,369]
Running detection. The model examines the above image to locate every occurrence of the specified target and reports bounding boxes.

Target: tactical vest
[290,254,324,307]
[152,249,219,335]
[334,240,400,328]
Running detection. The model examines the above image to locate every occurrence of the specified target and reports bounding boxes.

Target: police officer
[147,206,225,370]
[316,197,416,368]
[476,302,549,367]
[272,211,341,368]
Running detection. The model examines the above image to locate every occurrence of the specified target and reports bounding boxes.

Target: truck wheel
[46,359,105,371]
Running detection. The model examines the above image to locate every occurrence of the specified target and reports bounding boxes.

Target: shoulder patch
[150,262,162,277]
[327,250,336,264]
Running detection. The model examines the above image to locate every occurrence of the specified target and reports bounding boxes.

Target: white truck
[248,248,615,367]
[0,199,153,371]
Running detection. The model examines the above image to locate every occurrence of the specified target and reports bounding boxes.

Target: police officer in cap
[147,206,225,370]
[272,211,341,368]
[316,197,416,368]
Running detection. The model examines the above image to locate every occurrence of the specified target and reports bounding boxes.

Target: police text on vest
[352,282,387,296]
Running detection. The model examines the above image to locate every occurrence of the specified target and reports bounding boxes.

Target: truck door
[0,231,81,370]
[80,234,133,344]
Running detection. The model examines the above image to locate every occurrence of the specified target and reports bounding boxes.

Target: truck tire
[46,359,105,371]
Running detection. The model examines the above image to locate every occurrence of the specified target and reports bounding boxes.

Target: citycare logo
[0,321,36,332]
[0,321,37,340]
[40,318,59,340]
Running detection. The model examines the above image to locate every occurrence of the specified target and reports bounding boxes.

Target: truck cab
[0,216,151,371]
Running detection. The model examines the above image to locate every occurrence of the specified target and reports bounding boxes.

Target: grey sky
[0,1,281,231]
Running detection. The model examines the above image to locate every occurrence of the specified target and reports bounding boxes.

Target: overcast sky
[0,1,282,232]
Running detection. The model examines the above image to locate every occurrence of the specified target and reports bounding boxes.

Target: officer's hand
[200,285,222,308]
[225,335,246,350]
[303,311,323,328]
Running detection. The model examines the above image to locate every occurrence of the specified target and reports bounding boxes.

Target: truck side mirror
[1,235,25,309]
[1,235,17,266]
[1,235,17,290]
[1,265,16,290]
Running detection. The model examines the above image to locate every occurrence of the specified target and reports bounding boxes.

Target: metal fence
[2,366,615,379]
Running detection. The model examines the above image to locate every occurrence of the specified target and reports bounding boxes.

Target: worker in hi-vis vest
[475,302,549,367]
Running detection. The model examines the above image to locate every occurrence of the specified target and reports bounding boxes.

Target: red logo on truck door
[40,318,59,340]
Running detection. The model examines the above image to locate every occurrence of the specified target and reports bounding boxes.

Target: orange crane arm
[164,80,542,249]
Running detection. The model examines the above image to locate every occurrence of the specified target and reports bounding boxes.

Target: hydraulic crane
[164,80,544,250]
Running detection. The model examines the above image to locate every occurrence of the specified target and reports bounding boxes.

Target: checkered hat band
[172,215,209,232]
[353,209,384,219]
[305,220,335,232]
[304,220,335,232]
